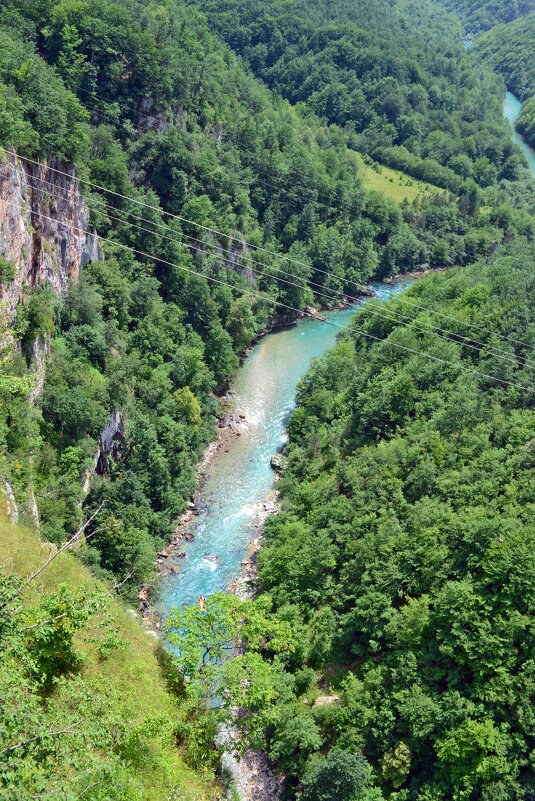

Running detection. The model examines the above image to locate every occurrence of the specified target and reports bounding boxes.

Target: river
[157,281,408,617]
[157,93,534,621]
[464,35,535,177]
[503,90,535,176]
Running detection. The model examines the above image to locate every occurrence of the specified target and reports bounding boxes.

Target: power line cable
[5,199,533,394]
[21,173,535,373]
[3,146,535,354]
[17,166,535,372]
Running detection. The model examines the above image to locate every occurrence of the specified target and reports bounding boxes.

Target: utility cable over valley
[3,195,533,395]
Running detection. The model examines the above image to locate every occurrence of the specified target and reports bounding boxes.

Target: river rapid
[157,281,409,618]
[156,90,534,622]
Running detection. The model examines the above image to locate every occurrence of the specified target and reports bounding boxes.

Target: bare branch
[2,719,85,755]
[110,566,136,592]
[18,611,68,634]
[77,779,104,799]
[26,503,106,586]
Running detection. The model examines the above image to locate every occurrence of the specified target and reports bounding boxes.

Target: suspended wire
[13,169,351,301]
[3,146,535,354]
[62,90,535,353]
[4,198,533,395]
[9,167,527,375]
[19,182,354,309]
[15,170,535,374]
[14,165,535,373]
[8,164,534,372]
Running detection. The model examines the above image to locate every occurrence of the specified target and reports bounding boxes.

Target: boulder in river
[270,453,287,472]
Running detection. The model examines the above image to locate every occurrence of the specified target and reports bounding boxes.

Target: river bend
[504,90,535,177]
[158,91,534,619]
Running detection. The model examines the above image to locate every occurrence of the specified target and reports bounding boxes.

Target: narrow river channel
[157,281,409,617]
[157,90,534,620]
[504,90,535,177]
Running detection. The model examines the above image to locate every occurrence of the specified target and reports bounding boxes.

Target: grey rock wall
[0,152,101,330]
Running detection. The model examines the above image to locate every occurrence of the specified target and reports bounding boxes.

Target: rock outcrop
[2,479,19,524]
[0,151,101,330]
[0,151,101,517]
[82,411,126,495]
[96,410,125,474]
[269,452,287,472]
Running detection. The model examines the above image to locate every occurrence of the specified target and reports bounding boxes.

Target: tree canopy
[475,12,535,103]
[433,0,534,35]
[3,0,533,598]
[185,241,535,800]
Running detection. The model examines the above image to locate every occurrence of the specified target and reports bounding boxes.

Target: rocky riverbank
[222,482,282,800]
[140,402,284,800]
[139,393,248,613]
[227,489,279,600]
[220,723,284,801]
[139,287,375,614]
[146,278,409,797]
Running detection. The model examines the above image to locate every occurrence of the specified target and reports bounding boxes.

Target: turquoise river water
[504,90,535,177]
[157,282,408,616]
[157,89,534,619]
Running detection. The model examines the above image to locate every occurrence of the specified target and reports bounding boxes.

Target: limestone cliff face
[0,152,101,329]
[0,154,119,520]
[0,152,102,521]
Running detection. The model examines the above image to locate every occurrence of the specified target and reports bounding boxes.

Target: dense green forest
[518,96,535,146]
[468,5,535,150]
[1,0,535,797]
[433,0,534,34]
[475,12,535,102]
[0,0,455,597]
[2,0,533,601]
[187,0,529,189]
[182,240,535,801]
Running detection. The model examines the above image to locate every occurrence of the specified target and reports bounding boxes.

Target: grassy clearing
[353,151,446,203]
[0,510,219,801]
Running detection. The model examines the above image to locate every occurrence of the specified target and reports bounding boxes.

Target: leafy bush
[0,255,15,285]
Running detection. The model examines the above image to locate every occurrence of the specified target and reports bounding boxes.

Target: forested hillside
[0,0,457,597]
[185,240,535,801]
[475,12,535,101]
[518,96,535,147]
[187,0,527,189]
[433,0,534,34]
[465,3,535,150]
[3,0,532,600]
[1,0,535,798]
